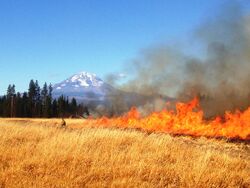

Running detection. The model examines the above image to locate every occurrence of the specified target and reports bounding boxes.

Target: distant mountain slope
[52,71,175,115]
[52,72,116,103]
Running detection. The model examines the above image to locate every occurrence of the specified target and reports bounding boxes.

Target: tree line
[0,80,89,118]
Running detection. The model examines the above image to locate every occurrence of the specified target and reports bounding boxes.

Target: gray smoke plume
[178,3,250,117]
[105,3,250,118]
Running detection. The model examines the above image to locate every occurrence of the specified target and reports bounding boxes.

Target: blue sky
[0,0,249,94]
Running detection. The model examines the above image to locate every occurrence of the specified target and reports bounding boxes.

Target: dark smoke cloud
[105,2,250,117]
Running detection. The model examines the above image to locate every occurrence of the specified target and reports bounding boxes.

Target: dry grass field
[0,118,249,188]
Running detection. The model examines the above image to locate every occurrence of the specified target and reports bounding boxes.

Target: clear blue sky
[0,0,249,94]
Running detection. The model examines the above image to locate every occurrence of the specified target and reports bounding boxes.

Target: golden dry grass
[0,118,249,188]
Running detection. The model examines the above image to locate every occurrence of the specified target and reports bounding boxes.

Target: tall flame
[89,98,250,140]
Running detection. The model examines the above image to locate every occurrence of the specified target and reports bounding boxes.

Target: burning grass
[0,118,249,187]
[94,98,250,140]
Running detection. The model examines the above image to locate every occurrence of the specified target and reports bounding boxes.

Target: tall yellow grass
[0,118,249,187]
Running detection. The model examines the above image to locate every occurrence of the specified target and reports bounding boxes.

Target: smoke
[178,3,250,117]
[105,3,250,117]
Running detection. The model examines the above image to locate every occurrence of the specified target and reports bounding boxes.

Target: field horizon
[0,118,249,187]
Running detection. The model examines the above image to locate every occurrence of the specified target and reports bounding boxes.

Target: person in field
[61,117,66,128]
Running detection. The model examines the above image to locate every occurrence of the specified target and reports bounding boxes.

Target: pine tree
[41,83,48,100]
[71,98,77,115]
[52,99,58,117]
[47,84,53,117]
[16,92,22,117]
[58,95,66,117]
[48,84,53,98]
[22,92,29,117]
[0,96,5,117]
[41,82,49,117]
[28,80,36,117]
[35,80,41,117]
[5,84,15,117]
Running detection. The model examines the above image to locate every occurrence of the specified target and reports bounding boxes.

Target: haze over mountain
[52,71,174,116]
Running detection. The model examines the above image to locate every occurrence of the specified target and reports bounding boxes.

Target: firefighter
[61,117,66,128]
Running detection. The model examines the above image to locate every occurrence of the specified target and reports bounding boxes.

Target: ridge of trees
[0,80,89,118]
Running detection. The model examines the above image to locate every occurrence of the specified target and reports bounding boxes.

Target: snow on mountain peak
[55,71,104,90]
[70,71,104,87]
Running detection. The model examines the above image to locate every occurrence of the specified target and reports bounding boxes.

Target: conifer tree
[52,99,58,117]
[5,84,15,117]
[35,80,41,117]
[71,98,77,115]
[47,83,53,117]
[41,82,49,117]
[15,92,22,117]
[22,92,29,117]
[28,80,36,117]
[58,95,65,117]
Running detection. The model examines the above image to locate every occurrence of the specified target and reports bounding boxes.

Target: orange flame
[89,98,250,140]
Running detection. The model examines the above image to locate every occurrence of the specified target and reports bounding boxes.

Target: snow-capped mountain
[52,71,174,112]
[52,72,115,103]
